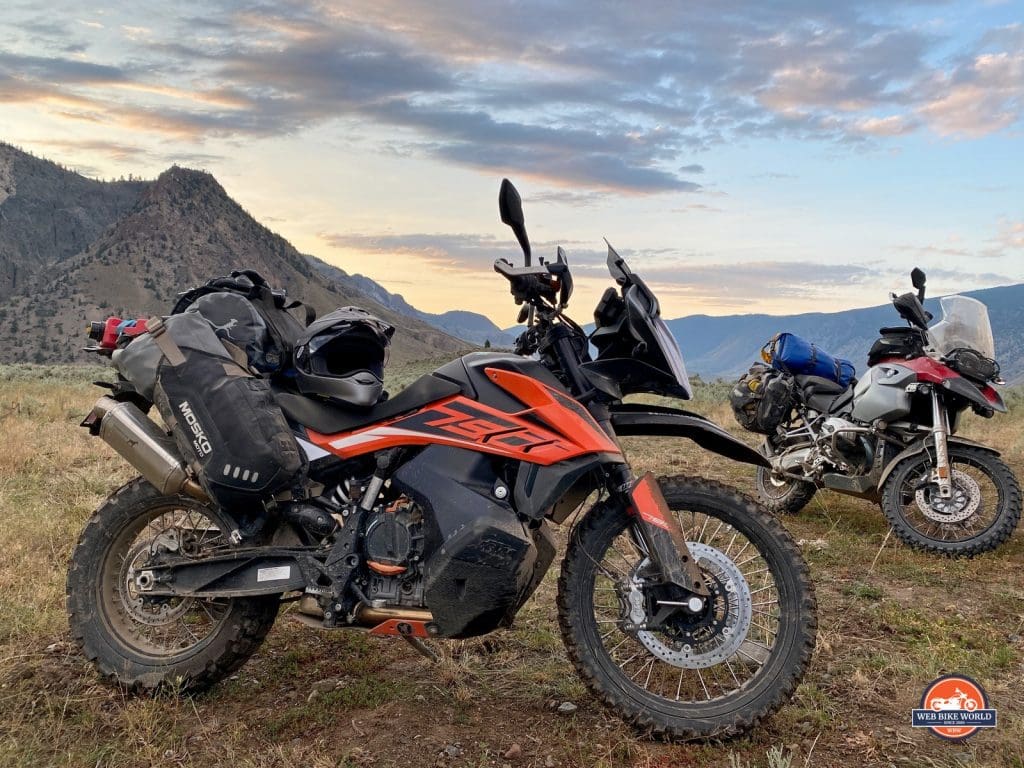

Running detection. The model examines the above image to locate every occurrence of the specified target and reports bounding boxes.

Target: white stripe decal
[328,426,432,451]
[296,436,332,461]
[326,425,513,457]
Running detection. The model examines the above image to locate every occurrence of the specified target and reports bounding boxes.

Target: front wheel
[67,477,280,691]
[557,477,816,740]
[880,445,1021,557]
[755,466,817,515]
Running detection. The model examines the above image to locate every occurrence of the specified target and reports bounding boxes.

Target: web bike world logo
[911,675,997,740]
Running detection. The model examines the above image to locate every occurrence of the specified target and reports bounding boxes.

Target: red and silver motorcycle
[751,269,1020,556]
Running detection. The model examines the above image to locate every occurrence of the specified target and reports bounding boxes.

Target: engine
[820,417,874,471]
[362,496,426,608]
[304,446,558,639]
[773,417,874,477]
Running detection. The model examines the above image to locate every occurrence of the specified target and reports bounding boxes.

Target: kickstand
[402,634,439,663]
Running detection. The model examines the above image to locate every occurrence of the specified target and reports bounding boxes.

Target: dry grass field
[1,362,1022,768]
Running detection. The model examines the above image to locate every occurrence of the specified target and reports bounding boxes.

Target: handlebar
[493,258,562,307]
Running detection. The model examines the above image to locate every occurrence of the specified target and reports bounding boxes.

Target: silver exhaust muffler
[85,396,209,501]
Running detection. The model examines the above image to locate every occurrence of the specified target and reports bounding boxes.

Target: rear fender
[609,404,769,468]
[877,436,1001,490]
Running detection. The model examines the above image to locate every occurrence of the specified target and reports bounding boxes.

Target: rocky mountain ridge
[0,144,467,364]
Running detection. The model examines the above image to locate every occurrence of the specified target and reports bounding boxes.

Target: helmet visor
[306,326,389,379]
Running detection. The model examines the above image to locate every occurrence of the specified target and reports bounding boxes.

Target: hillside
[5,142,1020,377]
[668,282,1024,384]
[0,143,146,296]
[311,260,516,348]
[0,149,466,364]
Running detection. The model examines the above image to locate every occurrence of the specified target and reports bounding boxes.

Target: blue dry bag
[762,332,856,387]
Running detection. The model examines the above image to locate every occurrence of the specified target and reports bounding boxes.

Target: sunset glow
[2,1,1022,324]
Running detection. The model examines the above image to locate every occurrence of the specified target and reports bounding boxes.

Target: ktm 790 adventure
[69,180,815,739]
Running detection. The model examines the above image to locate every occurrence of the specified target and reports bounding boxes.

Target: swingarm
[134,545,317,598]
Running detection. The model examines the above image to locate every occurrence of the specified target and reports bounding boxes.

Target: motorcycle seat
[806,388,856,416]
[795,374,855,415]
[272,374,464,435]
[794,375,847,397]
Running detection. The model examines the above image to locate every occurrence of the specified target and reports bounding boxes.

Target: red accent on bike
[367,562,407,576]
[978,384,1001,406]
[879,356,960,384]
[484,367,622,456]
[99,317,124,349]
[629,472,671,531]
[96,316,151,350]
[368,619,431,638]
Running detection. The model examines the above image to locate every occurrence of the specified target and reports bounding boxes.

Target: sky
[2,0,1023,327]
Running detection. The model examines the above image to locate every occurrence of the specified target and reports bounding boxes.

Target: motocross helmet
[292,307,394,408]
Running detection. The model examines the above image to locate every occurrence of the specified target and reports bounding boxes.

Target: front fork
[610,467,710,599]
[931,392,953,498]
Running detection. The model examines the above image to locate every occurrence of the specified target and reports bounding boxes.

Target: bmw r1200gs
[749,270,1020,557]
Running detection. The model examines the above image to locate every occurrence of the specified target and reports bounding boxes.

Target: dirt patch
[1,372,1022,767]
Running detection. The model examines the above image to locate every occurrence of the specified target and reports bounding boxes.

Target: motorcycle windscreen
[928,296,996,359]
[648,313,693,399]
[622,277,694,399]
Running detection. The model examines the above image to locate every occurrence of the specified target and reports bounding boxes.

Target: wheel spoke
[696,668,710,700]
[105,503,232,657]
[587,502,785,707]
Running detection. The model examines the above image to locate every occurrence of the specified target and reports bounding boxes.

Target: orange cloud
[918,52,1024,137]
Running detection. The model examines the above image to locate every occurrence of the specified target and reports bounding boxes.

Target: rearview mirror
[555,246,573,307]
[498,178,532,265]
[911,267,926,301]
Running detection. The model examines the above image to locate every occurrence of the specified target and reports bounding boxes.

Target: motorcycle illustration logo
[929,689,979,712]
[912,675,996,740]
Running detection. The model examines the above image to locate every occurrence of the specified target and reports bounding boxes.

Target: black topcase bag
[171,269,312,373]
[147,315,306,510]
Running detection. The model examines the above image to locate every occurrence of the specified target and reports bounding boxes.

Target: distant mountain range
[667,282,1024,385]
[2,142,1021,386]
[310,260,516,348]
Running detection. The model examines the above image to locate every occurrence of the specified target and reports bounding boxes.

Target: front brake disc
[916,469,981,523]
[631,542,753,669]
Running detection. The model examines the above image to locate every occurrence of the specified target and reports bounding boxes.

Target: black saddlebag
[729,363,795,434]
[146,315,306,510]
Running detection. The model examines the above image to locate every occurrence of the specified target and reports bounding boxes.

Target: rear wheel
[881,445,1020,557]
[67,477,279,691]
[557,477,816,740]
[755,466,817,515]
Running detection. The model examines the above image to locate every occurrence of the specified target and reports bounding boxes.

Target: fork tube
[931,392,953,498]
